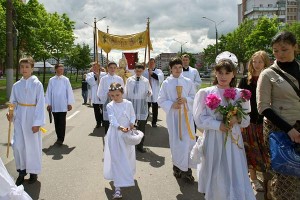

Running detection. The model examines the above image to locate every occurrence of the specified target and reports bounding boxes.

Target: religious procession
[1,18,300,200]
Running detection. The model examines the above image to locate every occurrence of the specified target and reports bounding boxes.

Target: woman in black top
[257,31,300,200]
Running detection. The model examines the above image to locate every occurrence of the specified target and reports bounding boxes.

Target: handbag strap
[270,67,300,98]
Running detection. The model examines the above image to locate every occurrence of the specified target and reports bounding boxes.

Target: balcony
[244,6,281,15]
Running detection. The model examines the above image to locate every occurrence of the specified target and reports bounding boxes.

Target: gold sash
[17,103,47,134]
[18,103,36,107]
[183,103,195,140]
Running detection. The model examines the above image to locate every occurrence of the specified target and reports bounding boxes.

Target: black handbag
[269,67,300,177]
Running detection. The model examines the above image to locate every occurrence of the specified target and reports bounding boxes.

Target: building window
[260,4,263,7]
[268,4,272,7]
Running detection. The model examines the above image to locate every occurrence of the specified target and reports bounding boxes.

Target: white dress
[0,158,32,200]
[157,74,196,171]
[103,99,136,187]
[193,86,255,200]
[97,74,124,120]
[9,75,45,174]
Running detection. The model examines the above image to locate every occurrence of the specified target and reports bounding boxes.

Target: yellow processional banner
[97,29,153,53]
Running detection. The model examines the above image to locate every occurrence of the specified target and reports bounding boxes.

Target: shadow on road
[175,178,203,200]
[23,180,41,200]
[105,180,142,200]
[88,127,105,137]
[42,144,76,160]
[136,148,165,168]
[144,124,170,149]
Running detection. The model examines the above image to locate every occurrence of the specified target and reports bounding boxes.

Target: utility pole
[202,17,224,57]
[6,0,14,99]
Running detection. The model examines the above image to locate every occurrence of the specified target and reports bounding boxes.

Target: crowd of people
[2,31,300,200]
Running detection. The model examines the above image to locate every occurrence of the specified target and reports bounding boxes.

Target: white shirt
[45,75,75,112]
[143,68,164,102]
[86,71,107,104]
[182,66,202,91]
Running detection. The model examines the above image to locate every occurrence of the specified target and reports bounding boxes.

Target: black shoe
[184,174,195,183]
[152,123,157,127]
[173,166,182,178]
[136,147,146,153]
[28,174,38,184]
[173,170,182,178]
[95,123,101,128]
[55,140,63,146]
[16,174,26,186]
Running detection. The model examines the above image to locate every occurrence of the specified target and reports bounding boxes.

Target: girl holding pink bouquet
[193,51,255,200]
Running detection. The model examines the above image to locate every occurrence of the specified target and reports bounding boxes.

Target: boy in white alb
[7,57,45,186]
[143,58,164,127]
[181,54,202,91]
[157,57,196,183]
[124,63,152,153]
[97,62,124,134]
[86,62,107,128]
[46,64,75,145]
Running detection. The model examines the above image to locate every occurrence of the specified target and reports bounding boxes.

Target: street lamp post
[202,17,224,57]
[173,39,188,55]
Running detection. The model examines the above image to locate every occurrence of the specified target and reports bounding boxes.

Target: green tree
[48,12,75,63]
[0,1,6,69]
[202,44,216,67]
[283,22,300,59]
[244,17,278,58]
[65,43,92,82]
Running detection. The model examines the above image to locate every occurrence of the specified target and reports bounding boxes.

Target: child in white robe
[193,52,255,200]
[157,57,196,183]
[97,62,124,134]
[103,83,136,199]
[7,57,45,186]
[124,63,152,153]
[143,58,164,127]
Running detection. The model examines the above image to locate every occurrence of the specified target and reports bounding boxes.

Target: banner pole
[147,17,151,63]
[106,26,109,66]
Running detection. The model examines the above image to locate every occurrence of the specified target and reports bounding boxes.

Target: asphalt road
[0,88,264,200]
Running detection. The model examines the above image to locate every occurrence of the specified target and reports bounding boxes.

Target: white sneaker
[112,190,122,199]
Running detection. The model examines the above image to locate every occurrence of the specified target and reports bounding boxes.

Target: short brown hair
[55,63,64,69]
[19,57,34,68]
[107,61,117,68]
[169,57,182,68]
[181,54,190,59]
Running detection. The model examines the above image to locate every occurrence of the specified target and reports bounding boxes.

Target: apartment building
[238,0,300,24]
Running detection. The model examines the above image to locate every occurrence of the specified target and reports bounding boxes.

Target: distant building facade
[238,0,300,24]
[154,53,204,71]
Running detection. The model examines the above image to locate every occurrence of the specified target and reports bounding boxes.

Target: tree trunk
[76,69,79,82]
[43,59,46,86]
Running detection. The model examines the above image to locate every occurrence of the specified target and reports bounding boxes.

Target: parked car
[200,72,211,78]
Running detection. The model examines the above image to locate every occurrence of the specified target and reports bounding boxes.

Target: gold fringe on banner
[98,29,153,53]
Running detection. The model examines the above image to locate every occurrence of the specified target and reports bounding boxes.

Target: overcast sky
[38,0,242,62]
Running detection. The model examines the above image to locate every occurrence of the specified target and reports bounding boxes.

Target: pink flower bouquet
[205,88,251,147]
